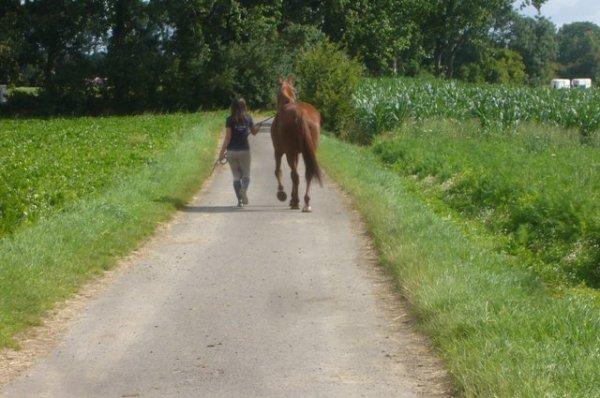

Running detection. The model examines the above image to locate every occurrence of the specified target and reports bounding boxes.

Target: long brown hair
[231,98,248,124]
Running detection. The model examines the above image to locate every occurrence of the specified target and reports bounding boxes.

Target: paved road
[2,123,446,397]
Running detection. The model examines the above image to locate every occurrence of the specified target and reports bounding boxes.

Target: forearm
[219,140,229,155]
[219,129,232,157]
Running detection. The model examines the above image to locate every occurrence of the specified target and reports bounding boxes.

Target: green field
[320,134,600,397]
[353,78,600,141]
[0,114,209,237]
[0,113,222,348]
[372,119,600,289]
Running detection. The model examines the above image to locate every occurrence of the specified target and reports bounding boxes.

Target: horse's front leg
[287,153,300,209]
[275,152,287,202]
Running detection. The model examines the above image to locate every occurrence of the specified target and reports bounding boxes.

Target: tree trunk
[109,0,131,106]
[434,45,444,76]
[44,49,58,90]
[447,49,456,78]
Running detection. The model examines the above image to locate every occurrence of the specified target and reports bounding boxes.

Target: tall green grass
[320,135,600,397]
[0,112,222,348]
[372,119,600,288]
[353,78,600,141]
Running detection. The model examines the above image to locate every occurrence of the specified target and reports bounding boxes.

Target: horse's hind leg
[287,153,300,209]
[302,173,312,213]
[275,152,287,202]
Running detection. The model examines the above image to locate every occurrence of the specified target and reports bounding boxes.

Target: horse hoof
[302,206,312,213]
[277,191,287,202]
[290,204,300,210]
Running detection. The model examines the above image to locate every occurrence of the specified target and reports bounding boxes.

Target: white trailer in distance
[551,79,571,89]
[571,78,592,89]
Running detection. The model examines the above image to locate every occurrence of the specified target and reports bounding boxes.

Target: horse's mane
[277,81,296,109]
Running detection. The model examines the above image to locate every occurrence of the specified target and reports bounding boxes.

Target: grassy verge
[0,112,223,349]
[320,135,599,397]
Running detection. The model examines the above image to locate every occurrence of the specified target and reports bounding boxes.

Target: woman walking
[218,98,259,207]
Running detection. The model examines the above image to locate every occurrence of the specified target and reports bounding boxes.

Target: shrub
[294,40,363,133]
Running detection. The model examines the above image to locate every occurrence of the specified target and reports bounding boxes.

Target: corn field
[353,78,600,139]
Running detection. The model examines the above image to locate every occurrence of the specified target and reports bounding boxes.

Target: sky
[517,0,600,26]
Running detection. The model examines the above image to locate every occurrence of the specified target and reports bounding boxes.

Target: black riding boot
[240,177,250,205]
[233,180,242,206]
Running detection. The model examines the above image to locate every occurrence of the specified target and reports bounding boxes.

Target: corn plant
[353,77,600,139]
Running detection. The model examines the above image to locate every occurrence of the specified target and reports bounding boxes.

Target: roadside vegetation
[372,119,599,288]
[308,47,600,393]
[0,112,222,349]
[320,135,600,397]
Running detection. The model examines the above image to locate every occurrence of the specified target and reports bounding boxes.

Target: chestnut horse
[271,76,322,212]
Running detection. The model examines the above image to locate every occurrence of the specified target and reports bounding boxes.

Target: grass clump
[320,135,600,397]
[371,119,599,288]
[0,112,222,348]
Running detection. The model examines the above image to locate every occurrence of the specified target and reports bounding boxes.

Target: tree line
[1,0,599,114]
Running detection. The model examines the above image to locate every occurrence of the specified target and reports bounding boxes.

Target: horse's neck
[277,96,295,113]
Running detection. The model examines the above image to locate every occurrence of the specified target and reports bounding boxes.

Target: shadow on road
[181,205,289,213]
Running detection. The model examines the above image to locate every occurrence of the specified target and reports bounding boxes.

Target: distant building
[571,78,592,89]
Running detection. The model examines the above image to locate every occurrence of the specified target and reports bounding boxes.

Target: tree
[507,15,557,85]
[458,47,527,84]
[343,0,414,74]
[484,48,527,84]
[294,40,363,131]
[0,1,25,84]
[151,0,211,109]
[105,0,166,110]
[557,22,600,80]
[281,0,347,42]
[24,0,106,90]
[416,0,546,77]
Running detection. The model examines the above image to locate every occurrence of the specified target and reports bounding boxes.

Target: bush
[1,90,40,115]
[226,37,290,108]
[294,40,363,133]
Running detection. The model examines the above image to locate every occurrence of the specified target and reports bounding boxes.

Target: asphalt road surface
[2,122,447,397]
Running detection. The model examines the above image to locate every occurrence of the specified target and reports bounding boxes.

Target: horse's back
[272,101,321,153]
[296,102,321,129]
[281,102,321,134]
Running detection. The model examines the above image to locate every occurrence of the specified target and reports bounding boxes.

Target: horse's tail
[300,118,322,186]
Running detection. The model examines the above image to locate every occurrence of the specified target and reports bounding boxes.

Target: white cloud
[518,0,600,26]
